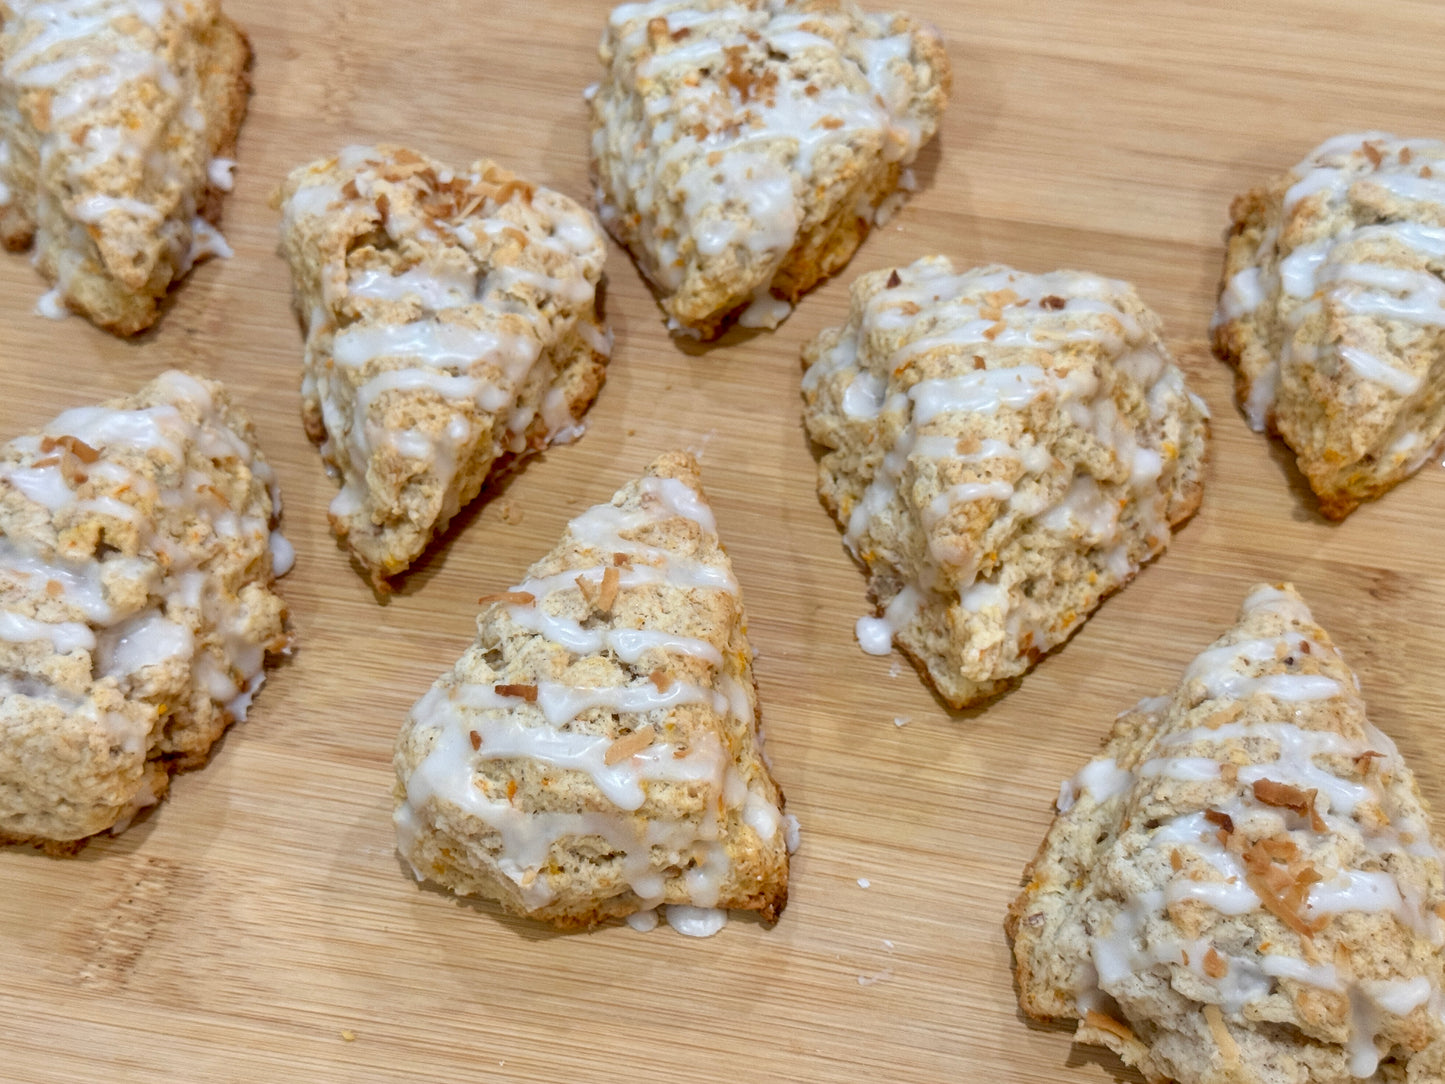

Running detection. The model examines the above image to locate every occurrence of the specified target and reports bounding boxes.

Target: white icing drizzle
[0,1,235,312]
[814,259,1185,661]
[1217,133,1445,430]
[594,0,937,319]
[1066,586,1445,1072]
[0,371,290,735]
[281,147,609,528]
[396,470,781,924]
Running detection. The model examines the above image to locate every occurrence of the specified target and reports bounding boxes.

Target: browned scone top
[1213,132,1445,519]
[275,145,611,589]
[393,451,790,932]
[590,0,950,339]
[0,371,290,852]
[1008,584,1445,1084]
[802,257,1209,708]
[0,0,251,334]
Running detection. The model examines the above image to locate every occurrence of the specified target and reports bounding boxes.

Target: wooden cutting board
[4,2,1445,1080]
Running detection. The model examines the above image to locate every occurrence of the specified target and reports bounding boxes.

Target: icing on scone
[802,257,1209,707]
[277,145,611,586]
[591,0,949,337]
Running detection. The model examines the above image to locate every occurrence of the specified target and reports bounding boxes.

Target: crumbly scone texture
[393,451,789,930]
[802,257,1210,708]
[0,0,251,335]
[1007,584,1445,1084]
[0,370,289,850]
[276,145,611,588]
[1213,132,1445,519]
[590,0,950,339]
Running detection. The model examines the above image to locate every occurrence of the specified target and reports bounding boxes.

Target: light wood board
[4,1,1445,1080]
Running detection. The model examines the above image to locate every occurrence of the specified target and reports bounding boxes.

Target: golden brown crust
[393,452,789,930]
[0,1,253,334]
[276,146,611,588]
[802,257,1210,708]
[590,0,950,338]
[1212,133,1445,519]
[1009,584,1445,1083]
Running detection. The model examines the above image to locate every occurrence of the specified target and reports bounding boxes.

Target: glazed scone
[0,0,251,334]
[276,145,611,588]
[394,451,789,933]
[801,257,1209,708]
[590,0,950,338]
[0,370,290,851]
[1214,132,1445,519]
[1008,584,1445,1084]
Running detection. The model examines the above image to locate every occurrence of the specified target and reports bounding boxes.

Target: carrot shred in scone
[604,724,656,765]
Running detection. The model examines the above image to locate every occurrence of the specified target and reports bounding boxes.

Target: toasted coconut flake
[1201,1004,1241,1067]
[1204,809,1235,834]
[575,573,599,605]
[1040,295,1066,310]
[885,269,902,289]
[468,730,482,751]
[604,724,656,765]
[597,566,620,614]
[41,435,100,463]
[1240,838,1328,937]
[1253,779,1326,831]
[1363,140,1384,167]
[1083,1010,1137,1045]
[494,683,538,703]
[478,591,536,607]
[612,552,631,567]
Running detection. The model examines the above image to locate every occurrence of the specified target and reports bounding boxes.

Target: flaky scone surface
[393,451,789,931]
[0,0,251,334]
[1008,584,1445,1084]
[1213,132,1445,519]
[590,0,950,338]
[276,145,611,588]
[802,257,1209,708]
[0,370,290,849]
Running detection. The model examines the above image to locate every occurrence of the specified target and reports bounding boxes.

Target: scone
[276,145,611,588]
[590,0,950,338]
[801,257,1210,708]
[0,0,251,334]
[1213,132,1445,519]
[0,370,290,851]
[394,451,789,933]
[1008,584,1445,1084]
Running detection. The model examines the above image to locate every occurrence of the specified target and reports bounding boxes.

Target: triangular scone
[1008,584,1445,1083]
[0,371,290,851]
[394,452,789,932]
[0,0,251,334]
[589,0,950,339]
[276,145,611,587]
[1213,132,1445,519]
[801,258,1210,708]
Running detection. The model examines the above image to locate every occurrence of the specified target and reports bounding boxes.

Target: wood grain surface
[3,2,1445,1081]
